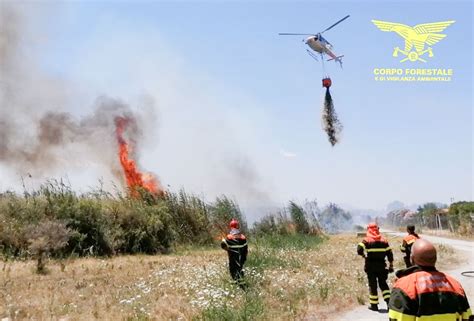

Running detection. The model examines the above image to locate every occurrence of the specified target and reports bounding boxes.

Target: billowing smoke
[0,3,274,211]
[226,157,272,206]
[321,88,343,146]
[317,203,353,233]
[0,4,157,190]
[1,96,136,173]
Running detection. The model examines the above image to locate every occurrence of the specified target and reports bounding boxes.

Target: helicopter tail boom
[327,55,344,68]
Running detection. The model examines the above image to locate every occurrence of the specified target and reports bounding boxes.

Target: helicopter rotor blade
[320,15,350,34]
[278,33,315,36]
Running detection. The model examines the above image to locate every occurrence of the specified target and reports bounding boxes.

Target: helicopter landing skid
[306,49,322,62]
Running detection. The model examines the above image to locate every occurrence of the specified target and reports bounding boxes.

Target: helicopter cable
[321,53,326,77]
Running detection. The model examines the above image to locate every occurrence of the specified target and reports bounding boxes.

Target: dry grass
[0,234,462,320]
[391,225,474,241]
[420,229,474,241]
[0,252,230,320]
[303,233,461,320]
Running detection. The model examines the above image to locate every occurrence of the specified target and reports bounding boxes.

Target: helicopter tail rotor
[327,55,344,68]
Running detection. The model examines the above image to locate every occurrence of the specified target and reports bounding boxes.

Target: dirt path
[336,232,474,321]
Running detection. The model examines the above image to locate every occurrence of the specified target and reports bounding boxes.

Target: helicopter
[279,15,350,67]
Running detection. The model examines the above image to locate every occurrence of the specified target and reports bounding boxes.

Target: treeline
[0,181,247,260]
[253,201,353,235]
[385,201,474,235]
[0,181,355,270]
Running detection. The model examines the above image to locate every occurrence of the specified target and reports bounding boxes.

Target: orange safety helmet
[366,222,382,241]
[229,218,240,229]
[367,222,379,230]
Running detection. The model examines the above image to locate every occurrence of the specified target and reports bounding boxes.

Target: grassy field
[0,233,461,320]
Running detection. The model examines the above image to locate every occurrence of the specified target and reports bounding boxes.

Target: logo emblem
[372,20,455,62]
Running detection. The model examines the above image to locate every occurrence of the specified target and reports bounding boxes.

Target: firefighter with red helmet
[400,225,420,268]
[221,218,248,287]
[357,222,394,311]
[389,239,472,321]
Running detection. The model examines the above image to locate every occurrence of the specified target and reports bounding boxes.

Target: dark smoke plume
[321,88,343,146]
[0,4,153,186]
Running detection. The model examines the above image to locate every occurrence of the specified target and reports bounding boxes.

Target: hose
[461,271,474,277]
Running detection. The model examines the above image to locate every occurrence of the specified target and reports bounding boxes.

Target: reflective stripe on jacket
[357,237,393,272]
[221,233,248,264]
[400,234,419,253]
[389,266,472,321]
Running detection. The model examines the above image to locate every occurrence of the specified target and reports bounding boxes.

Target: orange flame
[115,116,164,197]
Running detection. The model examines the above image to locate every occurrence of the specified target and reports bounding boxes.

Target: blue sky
[2,1,472,212]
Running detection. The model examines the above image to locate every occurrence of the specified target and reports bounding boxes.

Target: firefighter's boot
[368,304,378,311]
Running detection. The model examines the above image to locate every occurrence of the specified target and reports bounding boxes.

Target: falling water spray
[321,77,343,146]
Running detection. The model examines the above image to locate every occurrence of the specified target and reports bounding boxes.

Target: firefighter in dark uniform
[389,239,472,321]
[400,225,420,268]
[221,218,248,287]
[357,222,394,311]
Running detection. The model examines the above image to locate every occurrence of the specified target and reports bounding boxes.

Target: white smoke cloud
[0,4,161,193]
[0,3,278,216]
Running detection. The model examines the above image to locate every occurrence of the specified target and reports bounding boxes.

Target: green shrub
[448,202,474,234]
[210,196,248,235]
[289,201,310,234]
[0,182,177,257]
[0,182,229,258]
[1,181,331,262]
[252,201,323,236]
[27,219,72,273]
[166,190,213,245]
[252,212,293,236]
[65,199,113,255]
[317,203,352,233]
[111,199,172,254]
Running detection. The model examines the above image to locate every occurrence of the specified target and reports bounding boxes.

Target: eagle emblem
[372,20,455,62]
